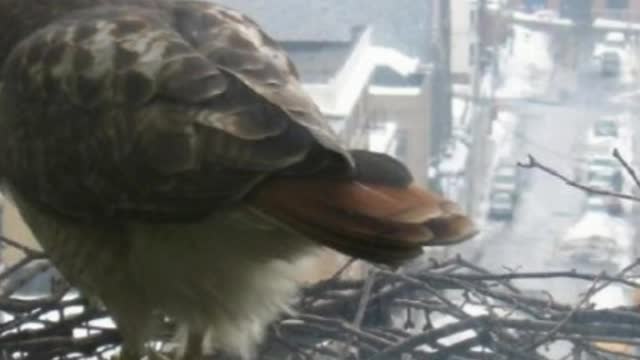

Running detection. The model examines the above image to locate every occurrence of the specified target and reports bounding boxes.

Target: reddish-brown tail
[250,177,477,266]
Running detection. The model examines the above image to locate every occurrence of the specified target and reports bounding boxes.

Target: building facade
[519,0,640,22]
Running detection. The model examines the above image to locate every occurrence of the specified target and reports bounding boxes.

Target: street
[459,32,639,305]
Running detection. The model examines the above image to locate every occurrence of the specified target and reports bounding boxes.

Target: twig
[353,270,375,328]
[0,235,43,256]
[441,270,640,289]
[518,154,640,202]
[613,148,640,191]
[368,316,490,360]
[2,227,640,360]
[523,272,604,351]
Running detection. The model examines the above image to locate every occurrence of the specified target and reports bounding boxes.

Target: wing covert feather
[0,3,350,222]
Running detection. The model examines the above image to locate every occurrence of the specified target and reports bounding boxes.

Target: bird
[0,0,477,359]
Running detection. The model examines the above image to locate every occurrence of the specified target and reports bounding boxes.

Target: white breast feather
[11,189,318,359]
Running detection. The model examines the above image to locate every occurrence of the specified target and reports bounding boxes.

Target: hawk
[0,0,476,358]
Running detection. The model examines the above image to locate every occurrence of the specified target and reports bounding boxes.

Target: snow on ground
[591,284,632,309]
[438,140,469,176]
[437,137,469,205]
[557,211,634,271]
[490,111,518,161]
[609,87,640,105]
[472,110,520,232]
[452,96,471,130]
[496,25,553,100]
[436,96,473,205]
[562,212,632,251]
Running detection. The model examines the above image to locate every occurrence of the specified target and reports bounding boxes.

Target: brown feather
[0,3,353,222]
[250,178,477,265]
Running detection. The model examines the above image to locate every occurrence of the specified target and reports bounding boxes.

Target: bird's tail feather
[250,152,477,266]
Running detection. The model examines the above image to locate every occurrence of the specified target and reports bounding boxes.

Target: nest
[2,235,640,360]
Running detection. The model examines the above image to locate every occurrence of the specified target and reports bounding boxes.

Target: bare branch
[0,230,639,359]
[518,154,640,202]
[613,148,640,191]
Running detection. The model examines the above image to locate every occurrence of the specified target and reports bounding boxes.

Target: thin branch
[613,148,640,191]
[518,154,640,202]
[523,272,604,351]
[353,269,375,328]
[442,270,640,289]
[0,236,43,257]
[1,227,640,360]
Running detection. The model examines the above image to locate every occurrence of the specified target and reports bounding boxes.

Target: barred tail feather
[251,177,477,266]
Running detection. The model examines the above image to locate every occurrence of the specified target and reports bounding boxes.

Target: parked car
[586,156,623,192]
[575,155,623,189]
[586,173,622,195]
[582,119,618,156]
[601,51,621,77]
[557,213,622,265]
[491,163,523,196]
[592,118,619,138]
[584,194,623,217]
[489,191,515,221]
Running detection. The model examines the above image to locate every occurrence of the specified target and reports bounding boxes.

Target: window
[607,0,629,9]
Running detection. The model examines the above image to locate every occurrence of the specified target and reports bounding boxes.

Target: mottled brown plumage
[0,1,476,358]
[0,1,347,223]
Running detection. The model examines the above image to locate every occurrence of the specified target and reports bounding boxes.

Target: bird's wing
[0,1,476,265]
[0,2,351,222]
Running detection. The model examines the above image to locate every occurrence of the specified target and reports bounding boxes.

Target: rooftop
[214,0,432,60]
[282,40,358,83]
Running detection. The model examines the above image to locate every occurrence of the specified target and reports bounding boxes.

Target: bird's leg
[146,351,173,360]
[101,298,150,360]
[182,329,204,360]
[117,346,143,360]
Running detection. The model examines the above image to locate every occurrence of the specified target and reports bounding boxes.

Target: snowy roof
[594,18,640,31]
[303,38,421,117]
[282,41,356,83]
[213,0,432,60]
[510,11,573,26]
[368,86,421,96]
